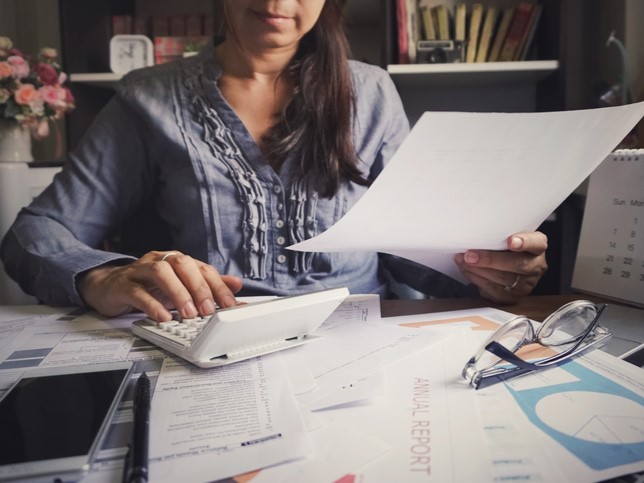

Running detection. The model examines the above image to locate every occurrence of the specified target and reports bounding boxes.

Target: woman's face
[226,0,326,52]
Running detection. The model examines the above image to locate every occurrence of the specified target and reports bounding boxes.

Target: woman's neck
[216,39,296,82]
[213,39,295,157]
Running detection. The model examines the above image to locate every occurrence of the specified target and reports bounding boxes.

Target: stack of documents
[1,297,643,482]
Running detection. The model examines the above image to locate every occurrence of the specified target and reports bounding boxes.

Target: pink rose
[35,63,59,85]
[0,61,13,79]
[40,85,66,109]
[7,55,29,78]
[14,83,39,105]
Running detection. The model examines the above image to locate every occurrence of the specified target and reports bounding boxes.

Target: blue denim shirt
[1,48,473,307]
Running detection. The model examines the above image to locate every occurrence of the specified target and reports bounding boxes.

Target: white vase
[0,121,33,162]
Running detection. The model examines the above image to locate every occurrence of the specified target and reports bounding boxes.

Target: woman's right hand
[78,251,243,322]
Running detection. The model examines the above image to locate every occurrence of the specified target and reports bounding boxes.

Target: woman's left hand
[454,231,548,303]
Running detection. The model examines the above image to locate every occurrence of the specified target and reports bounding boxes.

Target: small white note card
[289,102,644,283]
[572,149,644,307]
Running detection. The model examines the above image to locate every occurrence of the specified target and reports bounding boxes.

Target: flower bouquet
[0,36,75,139]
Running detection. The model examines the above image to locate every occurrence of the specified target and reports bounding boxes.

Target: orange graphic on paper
[399,315,500,331]
[400,316,557,359]
[233,470,261,482]
[516,343,557,359]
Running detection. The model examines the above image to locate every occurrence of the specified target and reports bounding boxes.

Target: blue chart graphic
[505,361,644,470]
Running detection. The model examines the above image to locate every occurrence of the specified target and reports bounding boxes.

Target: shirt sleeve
[0,94,154,307]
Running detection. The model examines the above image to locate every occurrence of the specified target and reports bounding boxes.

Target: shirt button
[273,185,282,194]
[276,236,286,245]
[277,254,287,264]
[277,203,283,210]
[275,219,285,229]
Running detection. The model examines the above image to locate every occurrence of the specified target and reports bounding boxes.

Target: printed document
[0,311,313,483]
[289,102,644,281]
[313,307,644,482]
[149,355,310,483]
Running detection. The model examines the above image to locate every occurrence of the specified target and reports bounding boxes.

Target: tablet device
[0,361,134,482]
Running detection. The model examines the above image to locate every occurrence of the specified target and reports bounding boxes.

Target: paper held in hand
[288,102,644,282]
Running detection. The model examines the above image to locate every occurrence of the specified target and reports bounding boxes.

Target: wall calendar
[572,149,644,307]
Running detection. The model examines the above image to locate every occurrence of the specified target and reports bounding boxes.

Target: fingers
[455,231,549,303]
[155,252,241,317]
[457,265,524,304]
[78,264,176,322]
[78,251,244,323]
[507,231,548,255]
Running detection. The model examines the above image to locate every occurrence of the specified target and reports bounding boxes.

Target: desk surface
[381,294,644,362]
[381,294,606,320]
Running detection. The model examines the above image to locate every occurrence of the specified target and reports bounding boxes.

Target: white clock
[109,35,154,73]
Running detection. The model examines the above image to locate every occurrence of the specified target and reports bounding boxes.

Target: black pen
[124,372,150,483]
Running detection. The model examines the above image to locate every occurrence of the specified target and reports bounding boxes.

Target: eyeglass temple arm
[486,341,539,371]
[475,342,567,390]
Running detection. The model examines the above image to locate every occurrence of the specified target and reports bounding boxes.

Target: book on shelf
[516,4,542,60]
[465,3,484,63]
[488,6,515,62]
[112,15,133,35]
[475,5,499,62]
[432,5,451,41]
[396,0,410,63]
[454,3,467,42]
[406,0,421,62]
[420,5,437,40]
[498,2,536,62]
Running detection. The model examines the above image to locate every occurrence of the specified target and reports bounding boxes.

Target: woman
[0,0,547,322]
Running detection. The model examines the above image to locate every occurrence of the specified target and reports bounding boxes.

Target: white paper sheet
[149,355,311,483]
[296,302,446,411]
[289,102,644,281]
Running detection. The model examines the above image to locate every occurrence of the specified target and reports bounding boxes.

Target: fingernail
[157,310,172,323]
[454,253,464,264]
[464,251,479,264]
[200,299,215,315]
[183,301,198,317]
[221,295,237,308]
[510,236,523,250]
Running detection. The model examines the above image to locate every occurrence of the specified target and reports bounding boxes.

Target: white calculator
[132,287,349,368]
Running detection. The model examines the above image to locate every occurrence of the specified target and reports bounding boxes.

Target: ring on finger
[161,252,179,262]
[504,275,520,292]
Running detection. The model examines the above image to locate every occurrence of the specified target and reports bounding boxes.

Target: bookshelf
[59,0,216,148]
[382,0,564,118]
[70,72,123,88]
[387,60,558,88]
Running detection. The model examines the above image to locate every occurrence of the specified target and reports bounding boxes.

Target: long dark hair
[215,0,369,197]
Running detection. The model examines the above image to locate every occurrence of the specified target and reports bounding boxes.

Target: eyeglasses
[462,300,611,389]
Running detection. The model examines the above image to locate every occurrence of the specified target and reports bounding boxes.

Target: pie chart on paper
[535,391,644,444]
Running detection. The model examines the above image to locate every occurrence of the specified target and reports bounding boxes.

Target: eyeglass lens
[471,317,534,373]
[537,301,598,346]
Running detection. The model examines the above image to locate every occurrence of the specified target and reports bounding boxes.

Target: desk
[382,294,610,319]
[0,297,642,482]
